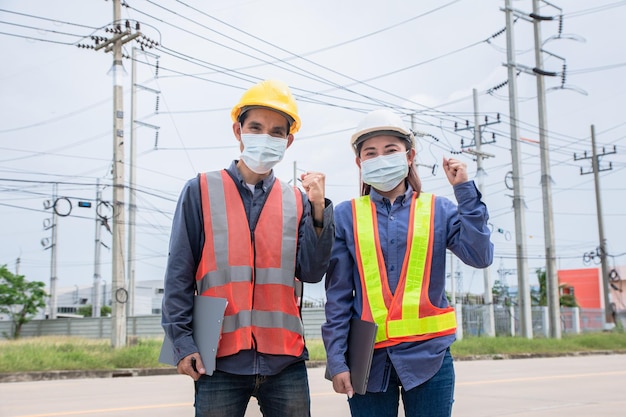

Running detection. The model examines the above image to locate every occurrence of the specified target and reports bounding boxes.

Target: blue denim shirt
[322,181,493,391]
[162,160,334,375]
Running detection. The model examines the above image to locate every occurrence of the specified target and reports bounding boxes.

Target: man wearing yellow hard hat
[162,79,335,417]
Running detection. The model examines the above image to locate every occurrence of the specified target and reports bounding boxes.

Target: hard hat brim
[352,128,415,155]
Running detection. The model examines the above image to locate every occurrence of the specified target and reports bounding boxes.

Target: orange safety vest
[352,192,456,349]
[195,170,305,357]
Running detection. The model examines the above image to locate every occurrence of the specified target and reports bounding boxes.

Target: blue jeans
[348,349,455,417]
[194,361,311,417]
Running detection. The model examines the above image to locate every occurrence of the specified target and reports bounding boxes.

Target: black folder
[159,296,227,376]
[326,317,378,395]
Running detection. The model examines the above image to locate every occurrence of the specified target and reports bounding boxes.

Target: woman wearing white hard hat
[322,109,494,417]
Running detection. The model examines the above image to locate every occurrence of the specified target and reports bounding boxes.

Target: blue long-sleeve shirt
[322,181,493,392]
[162,160,334,376]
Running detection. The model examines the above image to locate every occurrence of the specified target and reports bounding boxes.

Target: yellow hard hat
[350,109,415,155]
[231,79,301,134]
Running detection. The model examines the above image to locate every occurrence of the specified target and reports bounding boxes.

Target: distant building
[134,279,165,316]
[558,266,626,314]
[40,280,163,318]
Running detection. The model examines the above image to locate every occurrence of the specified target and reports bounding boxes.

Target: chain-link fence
[1,306,623,341]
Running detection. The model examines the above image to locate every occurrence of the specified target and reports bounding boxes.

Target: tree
[533,269,548,306]
[0,265,47,339]
[534,268,579,308]
[77,304,112,317]
[492,279,511,306]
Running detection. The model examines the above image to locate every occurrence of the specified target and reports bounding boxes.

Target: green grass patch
[451,332,626,357]
[0,336,169,373]
[1,332,625,373]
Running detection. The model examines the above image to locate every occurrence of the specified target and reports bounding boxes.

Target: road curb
[1,351,623,383]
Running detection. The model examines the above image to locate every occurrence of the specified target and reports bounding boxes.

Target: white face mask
[360,152,409,192]
[240,133,288,174]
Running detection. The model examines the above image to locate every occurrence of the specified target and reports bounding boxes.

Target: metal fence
[1,306,623,341]
[460,305,623,338]
[0,309,327,341]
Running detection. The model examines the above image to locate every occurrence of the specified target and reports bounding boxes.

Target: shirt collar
[368,182,414,207]
[227,160,275,191]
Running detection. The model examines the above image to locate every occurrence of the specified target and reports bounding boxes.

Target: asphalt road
[1,354,625,417]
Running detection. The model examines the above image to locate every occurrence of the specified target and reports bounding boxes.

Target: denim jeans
[194,361,311,417]
[348,349,455,417]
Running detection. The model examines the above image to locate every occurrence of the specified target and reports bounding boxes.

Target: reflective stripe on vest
[195,170,305,357]
[352,192,456,346]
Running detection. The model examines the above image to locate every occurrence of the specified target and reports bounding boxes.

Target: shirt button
[390,239,395,244]
[390,265,395,271]
[390,216,394,221]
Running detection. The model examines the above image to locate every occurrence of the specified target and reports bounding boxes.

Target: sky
[1,0,626,305]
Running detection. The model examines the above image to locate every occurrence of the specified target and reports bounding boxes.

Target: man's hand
[177,353,205,381]
[300,171,326,205]
[331,371,355,399]
[300,172,326,229]
[442,157,469,186]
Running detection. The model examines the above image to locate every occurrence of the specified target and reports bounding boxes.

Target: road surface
[1,354,625,416]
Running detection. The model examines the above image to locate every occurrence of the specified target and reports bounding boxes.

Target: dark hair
[238,107,291,134]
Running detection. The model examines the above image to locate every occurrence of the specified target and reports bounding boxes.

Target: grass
[451,331,626,357]
[1,332,625,373]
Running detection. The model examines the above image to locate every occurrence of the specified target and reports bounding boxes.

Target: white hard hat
[350,109,415,155]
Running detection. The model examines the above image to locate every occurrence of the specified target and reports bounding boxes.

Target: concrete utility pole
[127,47,139,319]
[589,125,614,327]
[454,89,498,336]
[532,0,561,339]
[111,0,127,348]
[504,0,533,339]
[472,89,496,337]
[45,183,59,320]
[94,0,141,348]
[574,129,617,327]
[128,47,160,318]
[92,180,103,318]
